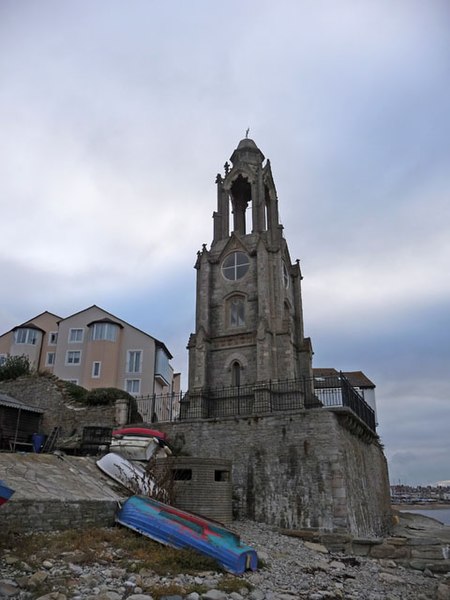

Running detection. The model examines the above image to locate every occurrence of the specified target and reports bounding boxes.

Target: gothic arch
[223,292,247,330]
[225,352,248,371]
[225,352,248,387]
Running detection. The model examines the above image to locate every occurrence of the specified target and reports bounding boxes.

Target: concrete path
[0,452,125,501]
[0,452,127,532]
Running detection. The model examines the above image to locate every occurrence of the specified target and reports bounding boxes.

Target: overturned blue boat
[0,480,14,507]
[116,495,258,575]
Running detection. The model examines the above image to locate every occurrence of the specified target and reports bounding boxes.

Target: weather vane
[245,127,250,139]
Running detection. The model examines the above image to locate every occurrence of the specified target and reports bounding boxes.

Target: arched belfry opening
[230,174,251,235]
[187,137,313,413]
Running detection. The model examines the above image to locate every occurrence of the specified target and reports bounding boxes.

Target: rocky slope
[1,519,450,600]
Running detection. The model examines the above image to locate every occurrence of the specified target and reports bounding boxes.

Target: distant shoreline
[392,503,450,510]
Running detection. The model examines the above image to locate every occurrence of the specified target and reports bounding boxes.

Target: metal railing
[134,392,181,424]
[134,373,376,433]
[314,373,376,432]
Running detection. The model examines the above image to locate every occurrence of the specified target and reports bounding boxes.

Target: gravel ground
[1,519,450,600]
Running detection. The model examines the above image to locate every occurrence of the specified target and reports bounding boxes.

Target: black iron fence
[314,373,376,432]
[134,373,376,433]
[134,392,181,424]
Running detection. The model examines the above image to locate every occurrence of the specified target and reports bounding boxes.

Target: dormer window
[89,322,119,341]
[15,328,38,345]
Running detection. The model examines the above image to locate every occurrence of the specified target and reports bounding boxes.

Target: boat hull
[97,452,158,495]
[112,427,166,440]
[0,480,14,507]
[109,436,160,461]
[116,495,258,575]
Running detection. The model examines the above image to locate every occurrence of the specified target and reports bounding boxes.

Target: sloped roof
[1,306,173,359]
[313,368,339,379]
[344,371,375,388]
[58,305,173,359]
[1,311,62,336]
[313,368,375,388]
[86,317,124,329]
[12,323,45,333]
[0,393,44,413]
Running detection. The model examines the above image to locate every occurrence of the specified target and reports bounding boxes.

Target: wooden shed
[0,393,44,451]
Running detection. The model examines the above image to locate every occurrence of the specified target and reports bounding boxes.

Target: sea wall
[158,408,392,537]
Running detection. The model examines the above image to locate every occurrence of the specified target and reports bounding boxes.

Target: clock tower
[187,138,313,410]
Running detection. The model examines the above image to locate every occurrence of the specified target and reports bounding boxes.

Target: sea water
[401,508,450,526]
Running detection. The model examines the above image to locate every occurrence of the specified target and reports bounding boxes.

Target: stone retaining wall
[0,499,118,533]
[0,376,117,440]
[0,454,124,533]
[157,408,392,537]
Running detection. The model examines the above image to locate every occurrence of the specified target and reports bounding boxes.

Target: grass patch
[217,576,253,593]
[144,582,208,599]
[0,526,220,574]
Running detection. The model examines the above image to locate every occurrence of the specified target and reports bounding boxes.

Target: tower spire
[187,139,312,399]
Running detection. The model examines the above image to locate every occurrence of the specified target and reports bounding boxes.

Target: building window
[49,332,58,345]
[282,261,290,289]
[172,469,192,480]
[15,328,38,345]
[69,328,84,343]
[231,361,241,387]
[92,361,101,378]
[65,379,79,385]
[66,350,81,365]
[125,379,141,395]
[90,322,118,342]
[221,251,250,281]
[0,354,7,366]
[127,350,142,373]
[46,352,56,366]
[229,296,245,328]
[215,470,230,482]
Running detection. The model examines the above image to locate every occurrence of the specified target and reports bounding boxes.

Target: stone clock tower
[187,137,312,400]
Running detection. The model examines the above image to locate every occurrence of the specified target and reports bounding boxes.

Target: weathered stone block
[411,546,449,560]
[370,543,409,560]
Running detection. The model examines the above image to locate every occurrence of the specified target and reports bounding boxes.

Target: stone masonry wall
[0,454,124,533]
[0,376,117,439]
[157,409,392,538]
[0,499,118,533]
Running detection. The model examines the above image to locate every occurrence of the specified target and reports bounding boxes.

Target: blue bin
[32,433,46,453]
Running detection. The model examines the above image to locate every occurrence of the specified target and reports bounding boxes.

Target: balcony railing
[134,373,376,433]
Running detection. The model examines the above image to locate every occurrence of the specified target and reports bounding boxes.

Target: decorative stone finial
[245,127,250,139]
[224,161,230,176]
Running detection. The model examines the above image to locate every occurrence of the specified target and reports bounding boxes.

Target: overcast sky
[1,1,449,487]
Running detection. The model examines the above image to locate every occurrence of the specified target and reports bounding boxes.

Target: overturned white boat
[109,436,160,461]
[97,452,159,496]
[109,427,171,461]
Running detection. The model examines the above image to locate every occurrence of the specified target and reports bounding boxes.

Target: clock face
[221,251,250,281]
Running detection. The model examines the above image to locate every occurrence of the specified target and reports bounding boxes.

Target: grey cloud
[0,0,449,485]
